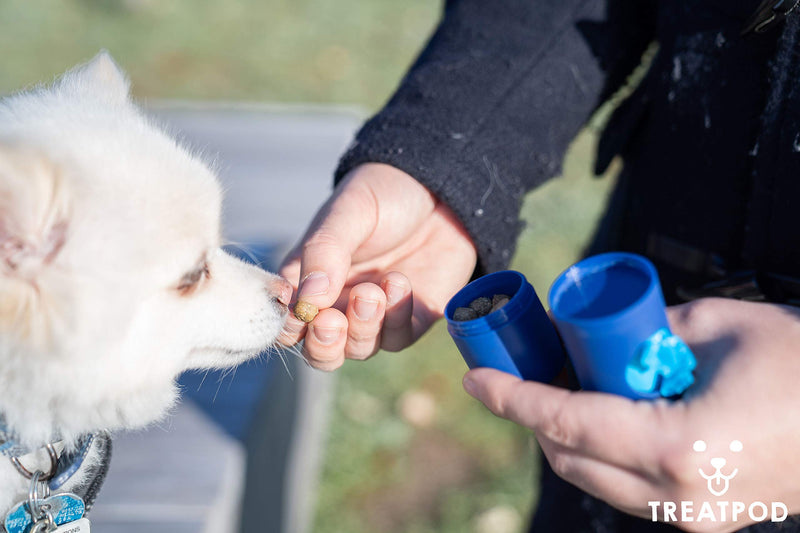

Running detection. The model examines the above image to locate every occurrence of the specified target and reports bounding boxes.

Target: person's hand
[463,298,800,532]
[278,163,477,370]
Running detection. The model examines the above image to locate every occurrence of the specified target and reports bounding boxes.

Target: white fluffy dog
[0,53,291,519]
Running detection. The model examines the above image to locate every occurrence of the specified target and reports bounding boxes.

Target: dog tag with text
[50,517,91,533]
[4,493,85,533]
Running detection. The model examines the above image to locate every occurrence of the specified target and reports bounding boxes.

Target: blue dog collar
[0,419,33,459]
[0,416,111,507]
[49,435,95,491]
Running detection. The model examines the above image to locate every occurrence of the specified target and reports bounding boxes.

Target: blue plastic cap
[445,270,565,382]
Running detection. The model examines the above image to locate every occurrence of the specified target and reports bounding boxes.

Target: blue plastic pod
[445,270,565,382]
[548,252,695,399]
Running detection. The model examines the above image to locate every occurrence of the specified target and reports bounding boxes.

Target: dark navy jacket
[335,1,800,531]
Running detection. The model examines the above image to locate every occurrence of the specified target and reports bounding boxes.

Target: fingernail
[383,281,405,306]
[463,376,478,398]
[299,271,329,298]
[282,317,305,337]
[353,297,379,321]
[311,325,341,346]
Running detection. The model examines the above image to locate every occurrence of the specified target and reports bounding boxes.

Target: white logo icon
[648,439,787,524]
[694,439,743,497]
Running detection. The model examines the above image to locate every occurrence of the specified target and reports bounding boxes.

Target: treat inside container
[445,270,565,382]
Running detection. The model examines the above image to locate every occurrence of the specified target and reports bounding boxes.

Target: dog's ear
[0,145,70,282]
[66,50,131,103]
[0,145,70,343]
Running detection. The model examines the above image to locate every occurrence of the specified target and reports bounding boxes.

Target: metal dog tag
[49,517,91,533]
[50,518,90,533]
[4,493,85,533]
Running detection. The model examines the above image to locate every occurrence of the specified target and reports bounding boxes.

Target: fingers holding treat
[296,282,388,367]
[280,271,411,368]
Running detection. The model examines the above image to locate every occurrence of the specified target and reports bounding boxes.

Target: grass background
[0,1,617,531]
[0,0,439,110]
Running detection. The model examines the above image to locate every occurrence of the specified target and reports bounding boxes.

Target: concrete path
[90,102,362,533]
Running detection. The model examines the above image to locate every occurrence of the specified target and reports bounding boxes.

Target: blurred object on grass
[474,504,523,533]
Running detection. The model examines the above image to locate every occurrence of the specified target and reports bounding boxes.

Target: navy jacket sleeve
[335,0,657,274]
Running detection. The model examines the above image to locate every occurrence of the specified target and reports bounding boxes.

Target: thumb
[289,177,378,310]
[463,368,528,418]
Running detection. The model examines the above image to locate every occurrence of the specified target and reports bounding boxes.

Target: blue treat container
[445,270,565,382]
[548,252,695,399]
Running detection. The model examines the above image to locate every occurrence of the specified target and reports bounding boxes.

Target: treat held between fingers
[293,300,319,323]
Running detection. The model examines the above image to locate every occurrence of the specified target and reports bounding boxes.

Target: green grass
[0,0,439,110]
[0,2,618,532]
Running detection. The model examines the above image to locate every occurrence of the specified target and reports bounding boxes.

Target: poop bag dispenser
[445,270,565,382]
[548,252,696,399]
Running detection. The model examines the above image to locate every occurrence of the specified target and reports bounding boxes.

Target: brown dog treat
[469,296,493,317]
[293,300,319,323]
[453,307,478,321]
[491,296,510,312]
[492,294,510,306]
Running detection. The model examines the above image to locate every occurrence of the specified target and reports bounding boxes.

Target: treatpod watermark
[648,440,788,524]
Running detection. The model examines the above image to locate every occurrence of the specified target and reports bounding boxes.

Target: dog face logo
[694,439,743,497]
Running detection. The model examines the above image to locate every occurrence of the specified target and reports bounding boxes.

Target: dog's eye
[176,261,210,295]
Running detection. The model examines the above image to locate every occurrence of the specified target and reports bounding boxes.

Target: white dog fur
[0,52,291,512]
